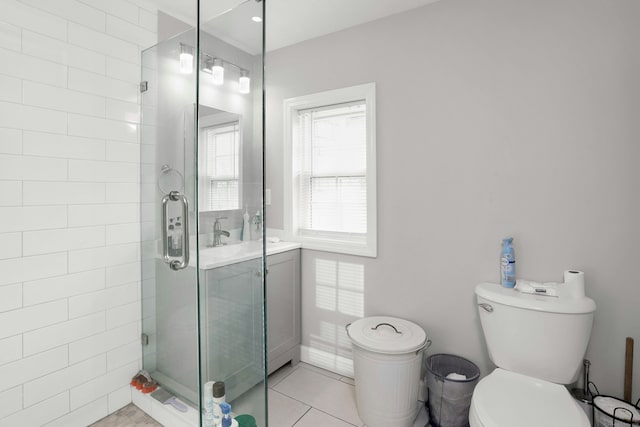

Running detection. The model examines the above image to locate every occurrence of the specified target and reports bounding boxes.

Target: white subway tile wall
[0,1,157,425]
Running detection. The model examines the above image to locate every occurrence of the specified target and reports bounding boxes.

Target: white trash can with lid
[347,316,430,427]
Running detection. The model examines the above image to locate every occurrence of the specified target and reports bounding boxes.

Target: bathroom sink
[205,241,262,258]
[196,240,300,269]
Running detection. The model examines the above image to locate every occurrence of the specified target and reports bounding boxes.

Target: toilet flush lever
[478,303,494,313]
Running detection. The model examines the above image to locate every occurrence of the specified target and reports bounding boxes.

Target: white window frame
[199,112,243,212]
[283,83,377,257]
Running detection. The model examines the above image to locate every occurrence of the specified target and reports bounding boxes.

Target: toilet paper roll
[563,270,585,299]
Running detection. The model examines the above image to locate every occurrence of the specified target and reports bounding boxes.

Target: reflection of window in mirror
[203,121,241,211]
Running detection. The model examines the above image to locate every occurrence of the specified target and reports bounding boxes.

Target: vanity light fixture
[239,70,250,94]
[179,43,194,74]
[211,58,224,85]
[188,45,250,94]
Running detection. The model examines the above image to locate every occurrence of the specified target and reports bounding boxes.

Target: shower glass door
[198,1,267,425]
[140,0,266,425]
[140,16,200,407]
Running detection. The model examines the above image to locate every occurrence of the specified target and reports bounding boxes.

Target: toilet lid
[472,369,589,427]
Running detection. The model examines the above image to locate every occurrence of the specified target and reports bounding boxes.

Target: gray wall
[265,0,640,399]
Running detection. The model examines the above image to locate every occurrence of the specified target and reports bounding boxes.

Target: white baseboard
[300,344,354,378]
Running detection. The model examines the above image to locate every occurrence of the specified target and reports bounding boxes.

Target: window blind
[296,102,367,234]
[206,122,240,211]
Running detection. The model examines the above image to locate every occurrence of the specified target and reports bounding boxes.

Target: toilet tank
[475,282,596,384]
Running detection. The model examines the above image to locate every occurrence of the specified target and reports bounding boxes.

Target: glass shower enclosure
[139,1,266,425]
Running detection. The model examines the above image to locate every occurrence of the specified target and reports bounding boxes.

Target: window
[204,122,240,211]
[284,83,376,257]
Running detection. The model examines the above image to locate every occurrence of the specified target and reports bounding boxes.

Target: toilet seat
[469,368,589,427]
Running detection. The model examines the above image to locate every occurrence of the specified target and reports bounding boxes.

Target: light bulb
[239,70,250,94]
[179,53,193,74]
[212,58,224,85]
[179,44,193,74]
[251,16,262,22]
[202,55,213,73]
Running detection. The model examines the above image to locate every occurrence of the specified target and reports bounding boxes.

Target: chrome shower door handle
[161,193,171,264]
[161,191,190,271]
[171,192,190,270]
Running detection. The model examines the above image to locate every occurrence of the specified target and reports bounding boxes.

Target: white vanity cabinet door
[266,249,301,374]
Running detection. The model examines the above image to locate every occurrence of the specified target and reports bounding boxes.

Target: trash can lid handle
[371,322,402,334]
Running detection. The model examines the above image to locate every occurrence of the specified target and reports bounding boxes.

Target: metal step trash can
[347,316,431,427]
[425,354,480,427]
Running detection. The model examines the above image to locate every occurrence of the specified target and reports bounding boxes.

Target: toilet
[470,281,596,427]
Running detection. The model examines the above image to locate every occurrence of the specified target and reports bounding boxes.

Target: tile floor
[90,403,162,427]
[93,362,431,427]
[267,362,430,427]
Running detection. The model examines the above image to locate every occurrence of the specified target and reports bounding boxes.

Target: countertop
[194,240,301,270]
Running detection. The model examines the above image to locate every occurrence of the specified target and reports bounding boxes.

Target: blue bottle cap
[220,402,231,414]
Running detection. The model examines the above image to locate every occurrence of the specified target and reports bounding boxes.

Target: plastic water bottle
[501,237,516,288]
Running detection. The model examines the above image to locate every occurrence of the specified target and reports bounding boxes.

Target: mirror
[197,0,262,218]
[198,106,242,212]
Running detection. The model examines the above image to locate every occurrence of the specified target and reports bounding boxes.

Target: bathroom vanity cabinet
[200,248,300,400]
[266,249,301,374]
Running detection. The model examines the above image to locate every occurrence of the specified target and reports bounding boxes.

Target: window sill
[291,235,376,258]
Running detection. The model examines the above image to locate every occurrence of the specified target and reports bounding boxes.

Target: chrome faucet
[253,210,262,233]
[212,217,230,247]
